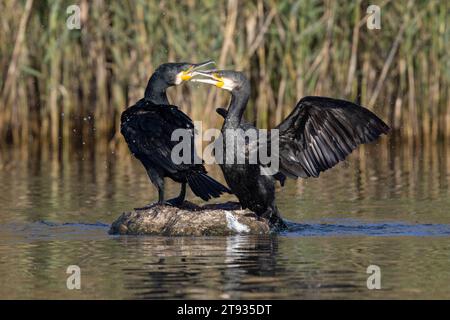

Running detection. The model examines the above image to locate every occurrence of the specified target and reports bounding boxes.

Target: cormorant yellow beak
[211,73,225,88]
[190,71,225,88]
[180,70,193,81]
[180,60,216,82]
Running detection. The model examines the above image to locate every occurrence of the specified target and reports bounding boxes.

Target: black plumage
[120,62,230,208]
[194,71,389,229]
[276,96,390,179]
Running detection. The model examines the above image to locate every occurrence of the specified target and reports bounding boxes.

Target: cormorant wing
[273,96,390,178]
[121,99,199,174]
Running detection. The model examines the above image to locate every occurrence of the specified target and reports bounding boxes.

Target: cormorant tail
[187,173,232,201]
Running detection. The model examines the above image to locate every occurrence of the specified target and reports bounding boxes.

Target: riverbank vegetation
[0,0,448,151]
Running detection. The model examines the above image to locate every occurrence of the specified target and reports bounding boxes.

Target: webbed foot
[165,197,184,207]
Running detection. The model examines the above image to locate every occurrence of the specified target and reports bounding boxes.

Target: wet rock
[109,201,271,236]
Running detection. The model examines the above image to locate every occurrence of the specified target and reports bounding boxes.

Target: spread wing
[274,96,390,178]
[120,99,202,174]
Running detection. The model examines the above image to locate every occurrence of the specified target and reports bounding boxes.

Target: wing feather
[274,96,389,178]
[121,99,202,174]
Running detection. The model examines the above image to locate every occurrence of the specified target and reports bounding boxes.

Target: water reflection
[0,136,448,224]
[115,235,279,299]
[0,223,449,299]
[0,135,450,299]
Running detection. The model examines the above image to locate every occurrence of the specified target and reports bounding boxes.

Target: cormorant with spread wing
[121,61,231,209]
[191,70,389,229]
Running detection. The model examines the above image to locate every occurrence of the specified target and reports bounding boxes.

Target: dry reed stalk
[0,0,447,149]
[0,0,34,144]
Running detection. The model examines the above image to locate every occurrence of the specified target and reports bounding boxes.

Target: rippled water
[0,137,449,299]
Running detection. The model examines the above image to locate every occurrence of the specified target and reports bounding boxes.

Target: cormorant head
[153,60,216,86]
[190,70,249,93]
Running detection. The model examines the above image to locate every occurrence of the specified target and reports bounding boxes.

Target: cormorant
[120,61,231,209]
[191,70,390,229]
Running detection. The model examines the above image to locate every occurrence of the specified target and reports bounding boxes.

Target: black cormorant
[120,61,231,209]
[192,70,389,229]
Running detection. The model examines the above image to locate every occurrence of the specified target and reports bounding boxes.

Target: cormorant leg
[135,170,165,210]
[166,183,186,207]
[157,183,165,204]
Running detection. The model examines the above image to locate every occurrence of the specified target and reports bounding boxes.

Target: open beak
[180,60,216,81]
[190,70,225,87]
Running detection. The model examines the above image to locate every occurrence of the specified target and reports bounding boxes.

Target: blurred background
[0,0,450,300]
[0,0,448,152]
[0,0,448,225]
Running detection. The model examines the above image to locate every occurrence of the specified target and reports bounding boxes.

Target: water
[0,138,449,299]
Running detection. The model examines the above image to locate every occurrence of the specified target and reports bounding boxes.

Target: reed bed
[0,0,448,151]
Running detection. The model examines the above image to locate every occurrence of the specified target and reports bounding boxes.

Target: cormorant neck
[144,72,170,105]
[225,85,250,128]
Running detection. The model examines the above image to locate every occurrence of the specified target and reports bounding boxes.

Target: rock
[109,201,271,236]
